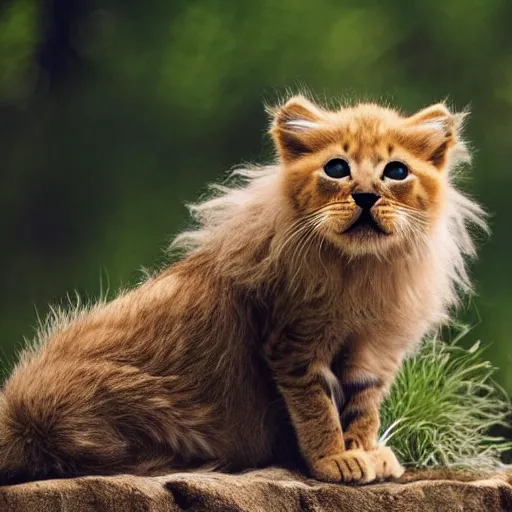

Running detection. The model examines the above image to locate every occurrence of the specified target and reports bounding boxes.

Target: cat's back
[29,253,259,374]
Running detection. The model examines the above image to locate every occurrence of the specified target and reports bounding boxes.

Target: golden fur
[0,96,486,485]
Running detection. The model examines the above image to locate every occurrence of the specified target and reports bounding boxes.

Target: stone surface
[0,467,511,512]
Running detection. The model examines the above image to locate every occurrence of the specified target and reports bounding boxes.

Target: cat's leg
[339,375,385,451]
[336,343,405,479]
[264,335,378,484]
[337,374,405,480]
[331,339,402,452]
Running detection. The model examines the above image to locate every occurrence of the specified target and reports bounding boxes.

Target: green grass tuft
[380,325,512,469]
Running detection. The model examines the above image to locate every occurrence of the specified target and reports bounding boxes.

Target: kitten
[0,95,485,485]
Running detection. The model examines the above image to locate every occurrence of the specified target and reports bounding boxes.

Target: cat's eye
[323,158,351,179]
[383,161,409,180]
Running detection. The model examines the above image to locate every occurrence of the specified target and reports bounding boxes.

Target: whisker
[278,214,324,269]
[288,219,325,285]
[275,213,325,256]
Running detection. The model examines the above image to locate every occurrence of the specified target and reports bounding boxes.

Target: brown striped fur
[0,95,486,485]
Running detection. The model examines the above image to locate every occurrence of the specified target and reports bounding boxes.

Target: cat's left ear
[405,103,469,169]
[269,95,327,162]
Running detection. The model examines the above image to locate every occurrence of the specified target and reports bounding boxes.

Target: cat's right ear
[268,96,326,162]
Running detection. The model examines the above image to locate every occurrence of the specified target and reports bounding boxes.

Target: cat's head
[270,95,470,256]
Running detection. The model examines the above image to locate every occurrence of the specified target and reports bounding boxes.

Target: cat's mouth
[343,210,388,236]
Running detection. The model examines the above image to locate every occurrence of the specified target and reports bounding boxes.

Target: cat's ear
[269,95,327,161]
[405,103,469,168]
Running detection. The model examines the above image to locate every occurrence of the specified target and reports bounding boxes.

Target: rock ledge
[0,467,511,511]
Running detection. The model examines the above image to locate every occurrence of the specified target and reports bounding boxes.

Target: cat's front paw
[311,449,376,484]
[369,445,405,481]
[310,446,405,484]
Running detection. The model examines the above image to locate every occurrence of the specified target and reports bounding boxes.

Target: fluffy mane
[171,158,487,299]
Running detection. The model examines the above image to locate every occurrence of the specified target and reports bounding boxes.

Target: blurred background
[0,0,510,406]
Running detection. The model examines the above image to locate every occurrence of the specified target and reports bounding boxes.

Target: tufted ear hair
[269,95,327,162]
[404,103,470,169]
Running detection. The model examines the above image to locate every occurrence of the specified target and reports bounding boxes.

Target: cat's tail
[0,390,48,485]
[0,390,56,484]
[0,355,184,485]
[0,357,132,485]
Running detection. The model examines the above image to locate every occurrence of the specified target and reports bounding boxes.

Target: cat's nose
[351,192,380,210]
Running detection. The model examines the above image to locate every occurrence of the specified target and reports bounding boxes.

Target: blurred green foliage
[0,0,37,100]
[0,0,511,402]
